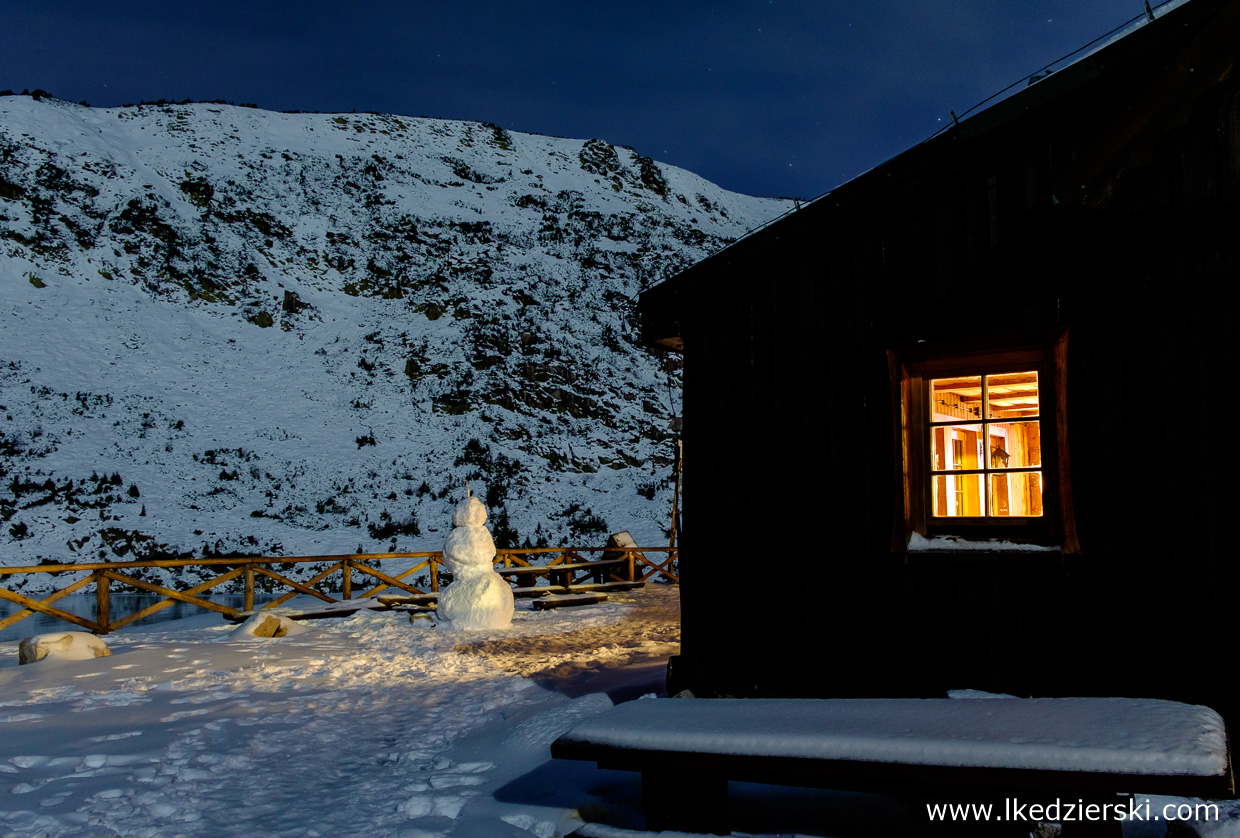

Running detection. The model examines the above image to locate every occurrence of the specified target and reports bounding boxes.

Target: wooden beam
[255,564,342,608]
[931,376,983,390]
[635,552,679,582]
[107,567,246,631]
[0,552,444,577]
[0,573,95,632]
[1057,330,1081,554]
[350,562,427,598]
[358,557,432,599]
[95,569,109,633]
[936,387,1039,403]
[102,571,241,618]
[0,576,101,633]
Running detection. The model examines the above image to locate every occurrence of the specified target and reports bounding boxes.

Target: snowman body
[438,496,514,629]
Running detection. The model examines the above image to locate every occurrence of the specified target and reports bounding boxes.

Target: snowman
[437,492,514,629]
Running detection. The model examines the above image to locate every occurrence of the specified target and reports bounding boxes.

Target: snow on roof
[558,696,1229,777]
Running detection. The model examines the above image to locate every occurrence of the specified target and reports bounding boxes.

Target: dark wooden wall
[660,0,1240,727]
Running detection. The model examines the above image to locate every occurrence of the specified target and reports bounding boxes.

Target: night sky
[4,1,1162,200]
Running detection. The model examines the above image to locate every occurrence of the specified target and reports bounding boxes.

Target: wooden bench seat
[559,580,645,594]
[531,592,610,610]
[496,558,628,587]
[511,585,568,598]
[551,697,1234,836]
[375,593,438,607]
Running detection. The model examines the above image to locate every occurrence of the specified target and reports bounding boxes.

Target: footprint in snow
[428,774,486,789]
[396,793,474,819]
[88,731,143,743]
[160,709,210,722]
[170,692,230,705]
[0,713,45,723]
[9,756,47,768]
[10,780,49,794]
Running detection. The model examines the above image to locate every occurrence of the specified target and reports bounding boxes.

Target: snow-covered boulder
[439,495,514,629]
[232,613,309,638]
[18,631,112,664]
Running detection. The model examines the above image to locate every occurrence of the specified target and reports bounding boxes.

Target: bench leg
[641,769,729,835]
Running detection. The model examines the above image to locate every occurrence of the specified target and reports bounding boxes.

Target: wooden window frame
[892,331,1078,558]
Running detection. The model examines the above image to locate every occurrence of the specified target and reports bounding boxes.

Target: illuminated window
[929,372,1042,518]
[895,337,1075,553]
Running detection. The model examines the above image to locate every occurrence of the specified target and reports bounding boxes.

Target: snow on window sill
[908,533,1060,553]
[900,533,1064,565]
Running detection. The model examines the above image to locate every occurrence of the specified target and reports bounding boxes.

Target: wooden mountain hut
[639,0,1240,733]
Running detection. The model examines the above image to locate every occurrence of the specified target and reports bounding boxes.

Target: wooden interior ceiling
[932,373,1039,419]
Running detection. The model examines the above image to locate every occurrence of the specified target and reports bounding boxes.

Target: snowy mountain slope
[0,94,790,586]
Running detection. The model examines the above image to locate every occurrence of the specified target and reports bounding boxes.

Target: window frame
[927,369,1045,521]
[893,332,1077,556]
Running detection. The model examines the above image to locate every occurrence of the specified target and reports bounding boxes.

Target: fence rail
[0,547,678,636]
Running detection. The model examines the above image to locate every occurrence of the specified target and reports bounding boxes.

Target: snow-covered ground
[2,586,1238,838]
[0,587,679,838]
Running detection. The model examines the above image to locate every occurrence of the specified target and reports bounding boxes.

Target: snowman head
[452,495,487,528]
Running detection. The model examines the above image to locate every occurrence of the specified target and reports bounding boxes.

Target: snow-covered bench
[551,696,1234,835]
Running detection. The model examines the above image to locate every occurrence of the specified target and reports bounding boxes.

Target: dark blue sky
[4,1,1162,199]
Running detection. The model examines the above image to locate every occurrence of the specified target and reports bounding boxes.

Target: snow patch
[18,632,111,664]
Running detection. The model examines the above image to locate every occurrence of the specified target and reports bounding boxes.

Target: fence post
[430,556,439,593]
[342,560,352,600]
[626,550,635,582]
[244,564,254,612]
[94,569,110,634]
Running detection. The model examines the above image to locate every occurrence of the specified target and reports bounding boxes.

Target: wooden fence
[0,546,678,636]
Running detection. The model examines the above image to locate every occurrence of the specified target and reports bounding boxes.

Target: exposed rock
[233,612,306,638]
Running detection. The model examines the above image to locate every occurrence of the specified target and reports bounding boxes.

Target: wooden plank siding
[641,0,1240,731]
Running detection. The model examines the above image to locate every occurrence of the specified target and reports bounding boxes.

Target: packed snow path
[0,587,680,838]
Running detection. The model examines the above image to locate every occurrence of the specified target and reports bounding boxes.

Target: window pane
[932,473,985,517]
[984,371,1038,420]
[988,472,1043,517]
[987,421,1041,469]
[930,376,983,422]
[930,424,983,472]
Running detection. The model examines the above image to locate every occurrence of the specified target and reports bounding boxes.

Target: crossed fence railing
[0,546,678,636]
